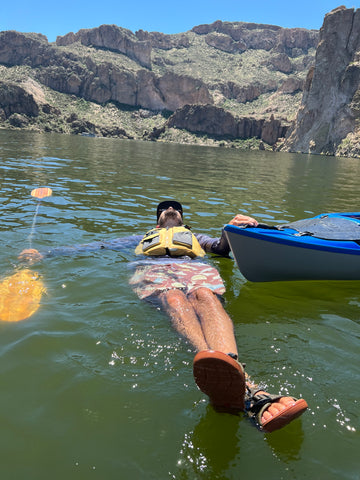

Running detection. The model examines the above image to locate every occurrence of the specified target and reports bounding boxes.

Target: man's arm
[195,230,231,256]
[196,214,258,256]
[18,235,143,263]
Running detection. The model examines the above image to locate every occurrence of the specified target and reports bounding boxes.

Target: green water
[0,130,359,479]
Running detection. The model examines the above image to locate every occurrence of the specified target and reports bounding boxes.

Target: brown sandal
[193,350,246,412]
[245,386,308,433]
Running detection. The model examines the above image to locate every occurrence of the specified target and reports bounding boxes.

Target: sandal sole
[193,350,245,411]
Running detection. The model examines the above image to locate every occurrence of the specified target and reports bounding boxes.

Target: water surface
[0,130,359,479]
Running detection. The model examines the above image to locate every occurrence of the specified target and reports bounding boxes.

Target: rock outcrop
[214,80,278,103]
[0,31,50,66]
[283,6,360,155]
[57,25,152,69]
[135,29,190,50]
[0,80,40,119]
[0,30,212,111]
[167,105,288,145]
[136,71,212,111]
[192,20,318,56]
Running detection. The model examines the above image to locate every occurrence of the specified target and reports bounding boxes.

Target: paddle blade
[0,269,45,322]
[31,187,52,199]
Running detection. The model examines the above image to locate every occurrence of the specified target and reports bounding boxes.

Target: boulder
[205,33,247,53]
[278,77,303,94]
[266,53,293,73]
[8,113,30,127]
[0,81,39,118]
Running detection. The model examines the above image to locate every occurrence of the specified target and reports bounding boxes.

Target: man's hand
[228,214,258,227]
[18,248,44,264]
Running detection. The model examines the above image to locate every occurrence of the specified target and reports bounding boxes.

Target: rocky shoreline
[0,7,360,156]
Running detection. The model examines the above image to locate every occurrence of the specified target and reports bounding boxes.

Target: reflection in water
[174,407,241,479]
[174,406,305,479]
[265,420,304,463]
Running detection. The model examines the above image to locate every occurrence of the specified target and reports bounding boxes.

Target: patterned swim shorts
[129,262,225,300]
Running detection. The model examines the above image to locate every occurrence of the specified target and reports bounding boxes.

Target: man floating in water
[20,200,308,433]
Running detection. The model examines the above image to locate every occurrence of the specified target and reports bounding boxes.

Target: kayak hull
[224,213,360,282]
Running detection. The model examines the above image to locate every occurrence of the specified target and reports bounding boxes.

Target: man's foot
[193,350,246,411]
[245,386,308,433]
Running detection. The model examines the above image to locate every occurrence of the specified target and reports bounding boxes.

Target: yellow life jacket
[135,226,205,258]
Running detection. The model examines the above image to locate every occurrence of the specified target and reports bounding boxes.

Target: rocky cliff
[283,6,360,156]
[0,20,318,146]
[0,29,212,111]
[191,20,316,56]
[166,105,287,145]
[57,25,153,68]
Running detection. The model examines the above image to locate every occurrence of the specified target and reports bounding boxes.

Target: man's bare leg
[189,287,238,355]
[161,287,307,429]
[184,287,245,410]
[159,289,208,351]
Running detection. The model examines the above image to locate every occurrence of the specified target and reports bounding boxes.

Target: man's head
[157,200,183,228]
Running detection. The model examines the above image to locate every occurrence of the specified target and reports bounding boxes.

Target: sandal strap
[245,385,304,431]
[245,387,286,415]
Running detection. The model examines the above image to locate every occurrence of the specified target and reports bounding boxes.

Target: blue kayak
[224,212,360,282]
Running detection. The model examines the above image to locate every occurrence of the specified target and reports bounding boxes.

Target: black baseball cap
[156,200,183,221]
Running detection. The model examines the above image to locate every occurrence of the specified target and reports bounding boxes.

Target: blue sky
[1,1,357,42]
